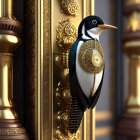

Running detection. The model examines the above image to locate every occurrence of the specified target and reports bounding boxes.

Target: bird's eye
[92,20,97,25]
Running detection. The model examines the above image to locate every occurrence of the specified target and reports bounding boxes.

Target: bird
[69,15,117,134]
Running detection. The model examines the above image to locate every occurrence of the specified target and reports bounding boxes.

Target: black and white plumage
[69,16,117,134]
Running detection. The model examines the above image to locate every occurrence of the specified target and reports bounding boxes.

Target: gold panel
[0,0,13,19]
[34,0,115,139]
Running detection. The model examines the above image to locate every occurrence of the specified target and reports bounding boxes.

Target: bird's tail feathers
[69,97,84,134]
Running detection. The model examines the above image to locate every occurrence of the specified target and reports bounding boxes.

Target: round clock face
[78,40,104,74]
[91,51,103,67]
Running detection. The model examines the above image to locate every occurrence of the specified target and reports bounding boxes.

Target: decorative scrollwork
[0,128,26,136]
[56,82,80,139]
[56,18,78,52]
[79,40,104,74]
[60,0,80,16]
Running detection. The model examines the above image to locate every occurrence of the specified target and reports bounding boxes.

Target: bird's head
[78,15,117,40]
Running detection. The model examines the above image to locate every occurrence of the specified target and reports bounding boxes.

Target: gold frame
[34,0,114,139]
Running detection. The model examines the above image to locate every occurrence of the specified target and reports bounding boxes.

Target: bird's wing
[69,39,80,76]
[69,39,88,112]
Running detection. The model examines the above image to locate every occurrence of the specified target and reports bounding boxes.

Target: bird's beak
[98,24,117,30]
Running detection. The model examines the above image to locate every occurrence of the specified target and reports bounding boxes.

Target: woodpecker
[69,15,117,134]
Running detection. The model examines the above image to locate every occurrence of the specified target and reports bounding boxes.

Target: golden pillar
[116,0,140,138]
[0,0,29,139]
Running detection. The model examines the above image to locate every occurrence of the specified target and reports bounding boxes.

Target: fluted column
[0,0,29,139]
[116,0,140,139]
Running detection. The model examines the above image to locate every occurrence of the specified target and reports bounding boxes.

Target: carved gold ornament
[56,18,78,52]
[56,82,80,139]
[55,52,69,68]
[79,40,104,74]
[56,130,80,140]
[126,12,140,32]
[60,0,80,16]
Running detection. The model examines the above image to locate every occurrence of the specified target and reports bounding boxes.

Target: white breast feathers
[76,41,103,98]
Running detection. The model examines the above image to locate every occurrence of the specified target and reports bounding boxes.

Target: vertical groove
[92,108,96,140]
[82,1,86,140]
[91,1,95,140]
[35,0,44,139]
[82,0,86,18]
[50,0,53,139]
[83,112,86,140]
[91,0,95,15]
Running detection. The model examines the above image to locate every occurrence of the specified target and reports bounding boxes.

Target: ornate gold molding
[0,128,26,136]
[56,18,78,52]
[60,0,80,16]
[55,18,79,139]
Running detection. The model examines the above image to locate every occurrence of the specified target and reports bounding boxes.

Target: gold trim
[92,108,96,140]
[0,128,26,135]
[90,1,96,140]
[82,1,87,140]
[35,0,44,139]
[82,0,86,18]
[83,112,86,140]
[56,18,78,52]
[91,0,95,15]
[51,0,54,139]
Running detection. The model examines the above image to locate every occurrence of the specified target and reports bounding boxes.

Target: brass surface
[60,0,80,16]
[0,0,21,122]
[0,54,18,119]
[78,40,104,74]
[0,34,20,53]
[126,56,140,113]
[0,0,14,19]
[0,128,26,135]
